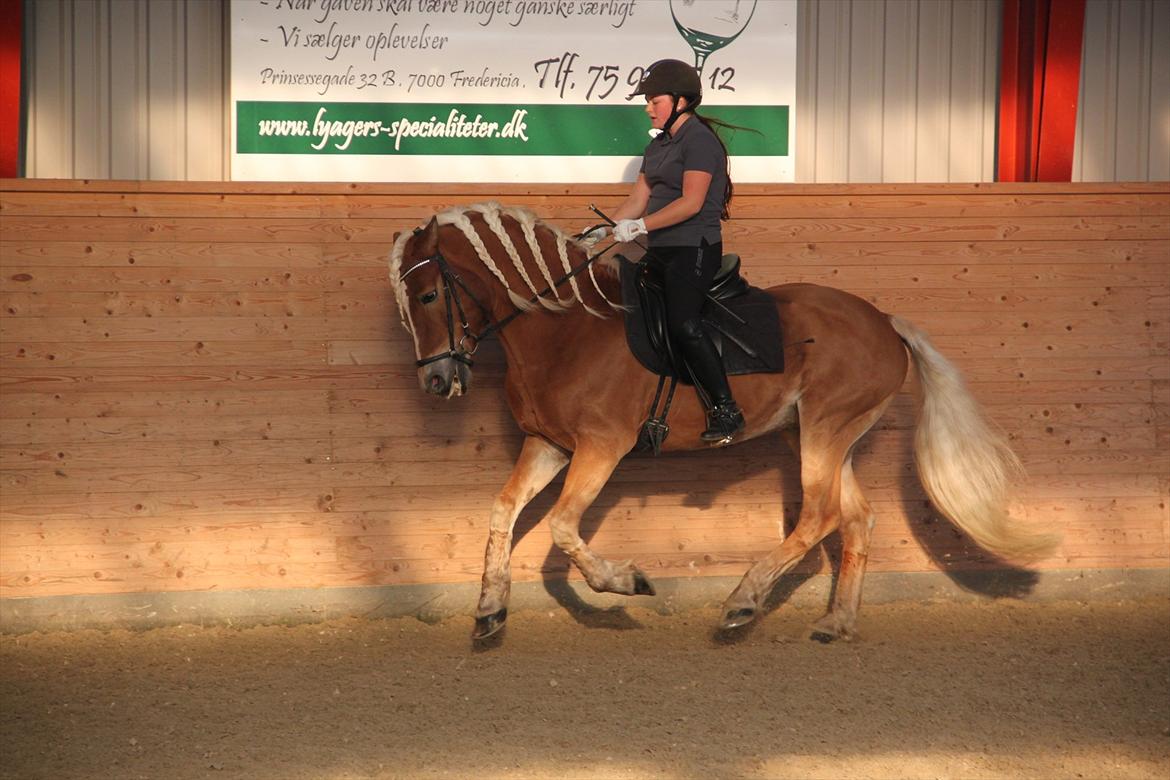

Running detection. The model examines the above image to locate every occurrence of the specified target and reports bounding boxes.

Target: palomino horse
[389,202,1056,641]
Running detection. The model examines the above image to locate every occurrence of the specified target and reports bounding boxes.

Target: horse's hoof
[472,608,507,640]
[719,607,756,630]
[633,570,656,596]
[810,630,837,644]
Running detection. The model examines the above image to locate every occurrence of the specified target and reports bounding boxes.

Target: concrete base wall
[2,568,1167,634]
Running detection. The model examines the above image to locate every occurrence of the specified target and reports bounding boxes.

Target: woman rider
[592,58,745,443]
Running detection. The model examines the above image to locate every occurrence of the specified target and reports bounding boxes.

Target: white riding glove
[613,218,647,243]
[578,225,608,246]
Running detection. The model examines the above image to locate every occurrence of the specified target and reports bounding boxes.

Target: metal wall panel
[23,0,226,180]
[797,0,1001,182]
[1074,0,1170,181]
[20,0,1167,182]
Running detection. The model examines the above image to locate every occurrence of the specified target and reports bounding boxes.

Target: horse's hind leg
[719,401,890,631]
[718,438,844,630]
[547,444,656,598]
[473,436,569,639]
[810,459,875,642]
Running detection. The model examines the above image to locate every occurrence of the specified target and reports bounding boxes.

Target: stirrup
[701,403,745,443]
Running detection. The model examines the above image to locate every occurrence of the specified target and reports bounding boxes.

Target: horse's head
[390,217,487,398]
[390,202,623,398]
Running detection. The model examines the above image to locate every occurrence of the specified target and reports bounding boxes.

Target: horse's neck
[495,303,625,377]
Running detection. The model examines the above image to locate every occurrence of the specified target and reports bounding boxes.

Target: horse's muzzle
[420,357,472,398]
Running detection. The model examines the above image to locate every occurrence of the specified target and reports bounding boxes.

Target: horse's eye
[419,290,439,304]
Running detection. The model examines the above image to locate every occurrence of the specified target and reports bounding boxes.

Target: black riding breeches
[652,240,723,338]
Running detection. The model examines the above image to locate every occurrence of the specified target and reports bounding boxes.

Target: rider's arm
[611,174,651,221]
[642,170,711,233]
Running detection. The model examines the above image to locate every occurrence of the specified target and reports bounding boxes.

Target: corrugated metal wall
[23,0,227,180]
[1074,0,1170,181]
[796,0,1001,181]
[19,0,1170,182]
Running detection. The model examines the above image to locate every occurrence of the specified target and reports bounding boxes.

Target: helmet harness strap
[662,94,698,137]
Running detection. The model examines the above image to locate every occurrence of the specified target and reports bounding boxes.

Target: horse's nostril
[429,375,444,392]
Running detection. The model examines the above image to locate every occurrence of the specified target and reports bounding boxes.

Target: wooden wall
[1,181,1167,604]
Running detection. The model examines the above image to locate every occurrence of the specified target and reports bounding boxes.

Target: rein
[401,233,617,369]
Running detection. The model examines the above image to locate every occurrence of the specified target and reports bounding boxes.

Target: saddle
[619,253,785,453]
[620,253,785,382]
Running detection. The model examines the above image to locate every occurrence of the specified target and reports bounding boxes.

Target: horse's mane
[388,202,621,324]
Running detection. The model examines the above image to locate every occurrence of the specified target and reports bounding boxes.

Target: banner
[230,0,796,182]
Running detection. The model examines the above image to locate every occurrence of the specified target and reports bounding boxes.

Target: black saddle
[620,253,785,383]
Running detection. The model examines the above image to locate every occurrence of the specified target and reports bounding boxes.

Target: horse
[388,202,1057,641]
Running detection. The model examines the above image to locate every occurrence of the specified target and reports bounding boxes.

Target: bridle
[399,249,497,369]
[399,222,614,370]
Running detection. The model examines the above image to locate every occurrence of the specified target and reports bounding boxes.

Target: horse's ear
[392,230,401,242]
[418,216,440,254]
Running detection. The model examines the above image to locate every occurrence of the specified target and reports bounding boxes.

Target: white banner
[230,0,796,182]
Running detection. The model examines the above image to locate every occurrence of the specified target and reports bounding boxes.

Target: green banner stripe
[236,102,788,157]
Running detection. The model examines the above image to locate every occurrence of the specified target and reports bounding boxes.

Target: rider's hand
[613,218,647,243]
[577,225,608,246]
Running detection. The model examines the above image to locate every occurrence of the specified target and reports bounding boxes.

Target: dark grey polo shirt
[640,116,728,247]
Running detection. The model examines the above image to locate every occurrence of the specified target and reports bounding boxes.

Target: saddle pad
[620,260,785,383]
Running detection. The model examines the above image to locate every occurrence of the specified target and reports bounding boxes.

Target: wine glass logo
[669,0,758,76]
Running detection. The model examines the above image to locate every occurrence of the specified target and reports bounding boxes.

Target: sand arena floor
[1,598,1168,780]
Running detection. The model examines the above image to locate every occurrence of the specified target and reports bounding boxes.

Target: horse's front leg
[474,436,569,639]
[548,444,656,598]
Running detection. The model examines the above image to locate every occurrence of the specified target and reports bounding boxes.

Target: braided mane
[388,202,621,329]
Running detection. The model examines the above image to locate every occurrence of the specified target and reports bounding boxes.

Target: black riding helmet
[629,59,702,135]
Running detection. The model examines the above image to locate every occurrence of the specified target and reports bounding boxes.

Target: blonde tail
[889,316,1060,562]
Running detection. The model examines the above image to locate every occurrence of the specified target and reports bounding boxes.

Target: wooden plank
[0,290,327,318]
[4,495,1163,552]
[0,488,334,522]
[6,402,1156,470]
[2,214,1165,244]
[0,365,413,395]
[328,285,1157,318]
[3,472,1162,529]
[0,265,387,292]
[0,461,345,497]
[48,259,1140,294]
[2,340,329,368]
[5,522,1165,600]
[0,414,337,446]
[0,240,327,268]
[2,316,355,342]
[0,357,1132,404]
[0,438,334,470]
[330,329,1166,368]
[4,179,1165,196]
[0,387,332,419]
[6,238,1165,271]
[4,441,1165,497]
[7,507,1160,577]
[3,190,1168,218]
[291,309,1164,345]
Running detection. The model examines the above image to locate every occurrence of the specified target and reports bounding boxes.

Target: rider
[591,58,745,443]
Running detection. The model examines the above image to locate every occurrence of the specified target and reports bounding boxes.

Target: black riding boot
[678,319,745,443]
